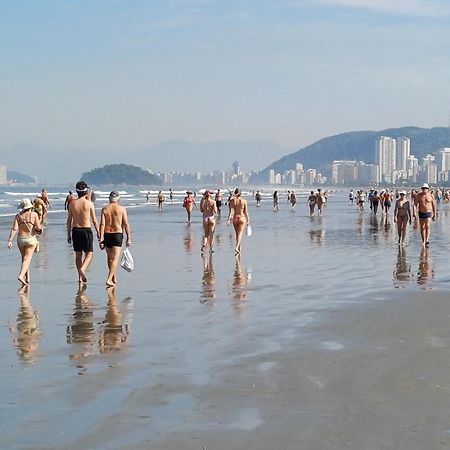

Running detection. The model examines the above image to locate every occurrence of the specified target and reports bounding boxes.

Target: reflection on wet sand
[200,253,215,302]
[8,285,41,363]
[99,287,130,353]
[66,285,95,360]
[184,224,194,253]
[417,247,434,286]
[393,246,411,286]
[232,254,249,301]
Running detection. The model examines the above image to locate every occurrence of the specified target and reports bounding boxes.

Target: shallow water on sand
[1,192,450,449]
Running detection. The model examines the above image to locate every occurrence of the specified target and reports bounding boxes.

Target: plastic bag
[120,248,134,272]
[246,224,253,237]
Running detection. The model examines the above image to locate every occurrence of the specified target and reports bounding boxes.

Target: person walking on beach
[290,191,297,210]
[393,190,412,245]
[255,190,262,207]
[99,191,131,287]
[33,194,46,223]
[157,191,165,211]
[67,181,100,284]
[273,191,279,211]
[183,191,196,223]
[371,190,380,215]
[7,198,42,286]
[316,189,325,216]
[41,189,51,222]
[215,189,223,218]
[349,189,354,205]
[227,188,250,255]
[200,190,217,253]
[146,191,150,202]
[383,190,393,215]
[307,191,316,216]
[65,191,75,211]
[414,183,436,247]
[169,189,173,204]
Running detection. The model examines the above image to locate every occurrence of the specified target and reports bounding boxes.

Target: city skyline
[1,0,450,166]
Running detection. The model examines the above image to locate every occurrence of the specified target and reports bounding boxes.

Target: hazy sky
[2,0,450,152]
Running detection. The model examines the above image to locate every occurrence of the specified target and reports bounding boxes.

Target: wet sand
[1,192,450,449]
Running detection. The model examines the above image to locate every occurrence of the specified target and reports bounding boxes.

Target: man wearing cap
[99,191,131,287]
[414,183,436,247]
[67,181,100,283]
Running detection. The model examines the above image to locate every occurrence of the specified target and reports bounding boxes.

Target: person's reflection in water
[9,285,41,363]
[99,287,130,353]
[417,247,434,286]
[184,224,194,253]
[383,216,392,243]
[200,253,216,303]
[231,254,249,303]
[66,284,95,360]
[393,246,411,286]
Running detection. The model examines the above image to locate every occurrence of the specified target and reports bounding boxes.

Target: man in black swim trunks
[67,181,100,283]
[99,191,131,287]
[414,183,436,247]
[215,189,223,218]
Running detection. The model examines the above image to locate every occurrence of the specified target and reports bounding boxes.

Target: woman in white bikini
[7,198,42,285]
[200,190,217,253]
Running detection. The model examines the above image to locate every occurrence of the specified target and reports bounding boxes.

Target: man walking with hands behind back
[99,191,131,287]
[67,181,100,284]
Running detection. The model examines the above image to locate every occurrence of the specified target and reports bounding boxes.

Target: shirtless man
[99,191,131,286]
[67,181,100,283]
[157,191,165,211]
[41,189,51,221]
[414,183,436,247]
[64,191,75,211]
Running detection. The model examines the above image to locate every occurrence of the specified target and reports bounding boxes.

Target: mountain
[263,127,450,177]
[7,171,36,184]
[81,164,162,186]
[0,139,290,184]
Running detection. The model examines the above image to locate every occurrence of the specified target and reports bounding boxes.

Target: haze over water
[1,187,450,449]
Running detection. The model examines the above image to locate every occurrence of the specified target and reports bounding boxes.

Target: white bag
[120,248,134,272]
[246,224,253,237]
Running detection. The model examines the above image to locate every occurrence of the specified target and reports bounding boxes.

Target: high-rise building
[422,154,438,184]
[268,169,275,184]
[375,136,396,183]
[0,165,6,185]
[396,137,410,172]
[441,148,450,172]
[331,160,357,185]
[232,161,240,176]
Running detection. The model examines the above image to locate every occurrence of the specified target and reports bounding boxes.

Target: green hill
[81,163,162,186]
[263,126,450,176]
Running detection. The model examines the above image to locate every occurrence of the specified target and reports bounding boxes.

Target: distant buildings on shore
[331,137,450,186]
[154,161,327,187]
[0,165,7,185]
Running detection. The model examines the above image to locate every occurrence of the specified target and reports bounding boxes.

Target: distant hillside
[81,164,162,186]
[7,171,36,184]
[263,127,450,176]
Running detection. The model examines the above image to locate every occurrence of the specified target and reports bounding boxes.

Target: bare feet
[18,276,28,286]
[106,280,116,287]
[78,269,87,283]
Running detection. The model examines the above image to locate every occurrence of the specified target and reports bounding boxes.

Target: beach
[1,189,450,449]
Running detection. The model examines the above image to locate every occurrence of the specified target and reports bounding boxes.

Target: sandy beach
[1,189,450,449]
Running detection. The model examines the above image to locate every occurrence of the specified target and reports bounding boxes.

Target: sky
[1,0,450,155]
